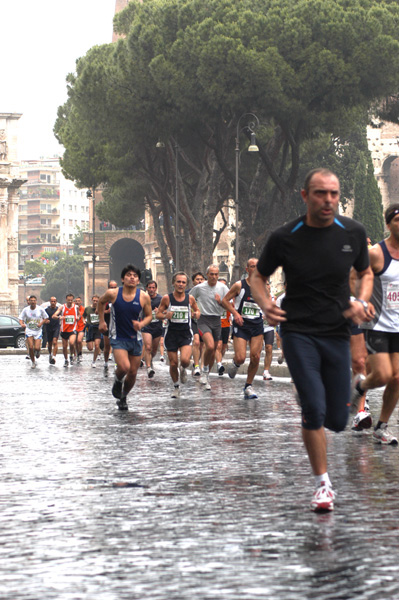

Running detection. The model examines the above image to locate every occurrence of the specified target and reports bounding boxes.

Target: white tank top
[362,240,399,332]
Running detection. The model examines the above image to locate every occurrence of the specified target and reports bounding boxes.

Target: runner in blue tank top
[98,264,152,410]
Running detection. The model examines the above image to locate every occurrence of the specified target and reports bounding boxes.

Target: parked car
[0,315,26,348]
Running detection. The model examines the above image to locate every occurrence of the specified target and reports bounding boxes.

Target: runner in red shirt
[53,293,80,367]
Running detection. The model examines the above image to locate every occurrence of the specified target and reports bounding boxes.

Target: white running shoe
[171,386,180,398]
[277,353,285,365]
[147,366,155,378]
[31,361,36,369]
[373,424,398,445]
[244,385,258,399]
[351,410,372,432]
[263,371,273,381]
[91,362,96,368]
[310,483,335,512]
[205,379,211,391]
[350,374,366,414]
[180,366,187,384]
[228,361,239,379]
[199,372,209,385]
[192,366,201,378]
[160,356,165,363]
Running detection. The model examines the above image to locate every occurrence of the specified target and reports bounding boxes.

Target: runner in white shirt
[19,295,49,368]
[190,265,229,390]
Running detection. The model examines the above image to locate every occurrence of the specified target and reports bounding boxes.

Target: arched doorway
[109,238,145,283]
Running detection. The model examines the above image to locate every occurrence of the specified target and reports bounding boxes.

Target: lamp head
[248,132,259,152]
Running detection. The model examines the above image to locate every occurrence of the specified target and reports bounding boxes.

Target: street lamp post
[234,113,259,282]
[87,188,95,295]
[175,143,180,271]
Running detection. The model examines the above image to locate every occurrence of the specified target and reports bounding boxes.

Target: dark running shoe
[218,364,225,376]
[112,378,123,399]
[117,397,128,411]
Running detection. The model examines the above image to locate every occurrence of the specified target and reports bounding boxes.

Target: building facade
[0,113,25,314]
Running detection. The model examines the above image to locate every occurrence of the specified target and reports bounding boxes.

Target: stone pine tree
[353,154,384,243]
[55,0,399,274]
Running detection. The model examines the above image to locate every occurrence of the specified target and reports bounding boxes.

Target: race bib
[221,309,227,319]
[27,318,40,330]
[170,305,189,323]
[152,309,159,322]
[91,314,99,324]
[386,282,399,310]
[65,316,75,324]
[242,301,260,319]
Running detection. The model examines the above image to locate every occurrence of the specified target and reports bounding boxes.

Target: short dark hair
[29,295,37,300]
[66,293,74,299]
[303,168,338,193]
[192,271,204,282]
[146,280,157,288]
[172,271,188,284]
[385,203,399,225]
[121,264,141,280]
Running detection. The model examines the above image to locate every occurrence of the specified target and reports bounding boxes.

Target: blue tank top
[109,287,143,340]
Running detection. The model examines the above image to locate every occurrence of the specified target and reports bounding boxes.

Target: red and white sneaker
[310,483,335,512]
[351,409,372,432]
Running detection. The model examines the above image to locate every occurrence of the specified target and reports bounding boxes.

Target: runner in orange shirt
[74,296,86,364]
[53,293,80,367]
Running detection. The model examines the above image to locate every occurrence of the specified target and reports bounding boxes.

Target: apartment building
[18,158,90,263]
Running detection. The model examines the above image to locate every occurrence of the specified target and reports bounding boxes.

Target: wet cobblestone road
[1,354,399,599]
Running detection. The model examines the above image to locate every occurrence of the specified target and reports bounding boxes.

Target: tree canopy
[41,256,84,301]
[55,0,399,274]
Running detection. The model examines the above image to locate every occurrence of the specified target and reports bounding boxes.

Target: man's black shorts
[164,330,193,352]
[61,331,76,340]
[364,329,399,354]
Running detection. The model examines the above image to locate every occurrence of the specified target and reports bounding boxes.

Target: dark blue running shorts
[282,332,351,432]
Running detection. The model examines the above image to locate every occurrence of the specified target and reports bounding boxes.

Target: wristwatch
[355,298,368,311]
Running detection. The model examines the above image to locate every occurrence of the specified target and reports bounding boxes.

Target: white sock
[315,473,332,488]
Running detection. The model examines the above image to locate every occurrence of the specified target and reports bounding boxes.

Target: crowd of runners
[17,167,399,514]
[18,261,280,400]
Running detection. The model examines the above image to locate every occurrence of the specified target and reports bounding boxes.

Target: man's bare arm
[250,268,286,326]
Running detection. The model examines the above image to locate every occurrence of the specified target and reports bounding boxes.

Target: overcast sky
[3,0,116,160]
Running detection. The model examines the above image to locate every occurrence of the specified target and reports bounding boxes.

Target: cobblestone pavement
[1,354,399,600]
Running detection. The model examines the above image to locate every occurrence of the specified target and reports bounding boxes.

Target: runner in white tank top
[353,204,399,444]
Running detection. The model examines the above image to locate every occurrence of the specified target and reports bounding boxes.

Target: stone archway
[381,155,399,208]
[368,121,399,212]
[109,238,145,283]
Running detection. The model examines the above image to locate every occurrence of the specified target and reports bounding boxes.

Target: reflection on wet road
[1,355,399,599]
